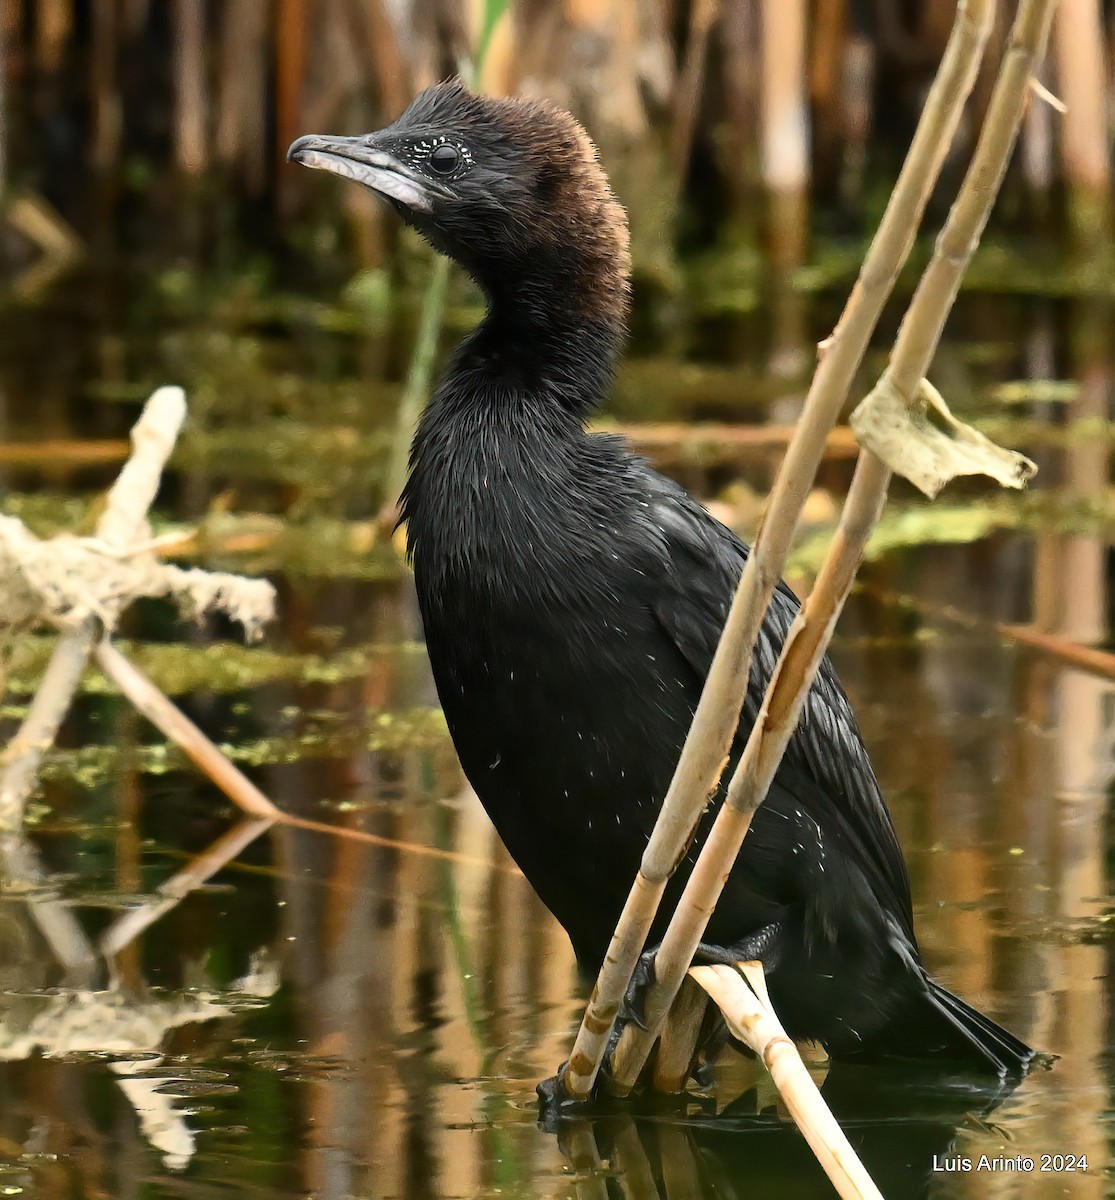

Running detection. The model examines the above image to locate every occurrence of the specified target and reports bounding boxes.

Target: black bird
[288,82,1033,1077]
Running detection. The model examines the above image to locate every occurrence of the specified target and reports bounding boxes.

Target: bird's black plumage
[289,81,1033,1075]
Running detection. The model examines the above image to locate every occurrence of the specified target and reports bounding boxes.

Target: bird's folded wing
[639,473,917,941]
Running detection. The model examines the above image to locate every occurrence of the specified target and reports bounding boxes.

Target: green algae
[789,486,1115,574]
[38,706,450,791]
[2,493,92,536]
[193,513,406,581]
[4,636,426,699]
[790,503,1007,574]
[610,360,787,423]
[180,419,392,492]
[0,496,407,582]
[988,379,1080,406]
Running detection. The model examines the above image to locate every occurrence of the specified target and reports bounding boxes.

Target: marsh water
[2,231,1114,1200]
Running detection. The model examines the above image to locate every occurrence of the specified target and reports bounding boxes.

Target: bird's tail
[851,921,1038,1076]
[921,979,1035,1076]
[854,974,1035,1077]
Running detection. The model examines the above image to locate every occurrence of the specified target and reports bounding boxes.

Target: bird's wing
[639,472,916,938]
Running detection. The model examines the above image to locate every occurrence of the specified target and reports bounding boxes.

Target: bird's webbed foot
[620,947,659,1031]
[621,922,784,1031]
[536,1064,573,1112]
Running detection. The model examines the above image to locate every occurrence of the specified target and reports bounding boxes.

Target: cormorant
[288,81,1033,1077]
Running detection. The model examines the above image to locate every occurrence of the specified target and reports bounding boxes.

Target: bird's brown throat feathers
[484,96,631,330]
[454,94,631,411]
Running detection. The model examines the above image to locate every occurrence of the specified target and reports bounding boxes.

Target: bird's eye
[429,143,460,174]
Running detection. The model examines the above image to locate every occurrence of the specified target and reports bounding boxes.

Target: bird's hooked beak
[287,133,438,212]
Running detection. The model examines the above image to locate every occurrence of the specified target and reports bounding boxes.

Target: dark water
[0,247,1113,1199]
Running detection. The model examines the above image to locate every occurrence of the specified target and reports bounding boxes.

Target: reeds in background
[0,0,1110,274]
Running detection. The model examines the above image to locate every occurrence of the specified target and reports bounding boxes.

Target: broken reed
[0,0,1107,247]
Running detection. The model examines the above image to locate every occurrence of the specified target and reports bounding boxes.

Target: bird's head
[288,80,630,327]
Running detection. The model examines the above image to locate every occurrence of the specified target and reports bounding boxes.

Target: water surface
[0,251,1112,1198]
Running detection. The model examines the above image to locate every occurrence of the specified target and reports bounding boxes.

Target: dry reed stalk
[567,0,647,139]
[564,1125,609,1200]
[648,976,709,1093]
[811,0,853,187]
[760,0,809,194]
[690,962,883,1200]
[719,0,760,202]
[275,0,307,206]
[1052,0,1110,232]
[656,1128,705,1200]
[670,0,718,181]
[90,0,120,175]
[610,1120,659,1199]
[608,452,890,1088]
[12,436,174,472]
[216,0,268,192]
[607,0,1053,1092]
[352,0,410,116]
[887,6,1057,403]
[0,4,6,198]
[839,34,875,203]
[1022,64,1055,193]
[34,0,71,73]
[172,0,208,175]
[0,0,20,44]
[810,0,846,108]
[122,0,150,37]
[474,0,514,96]
[559,0,996,1103]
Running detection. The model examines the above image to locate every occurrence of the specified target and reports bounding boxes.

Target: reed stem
[607,0,1055,1093]
[560,0,997,1102]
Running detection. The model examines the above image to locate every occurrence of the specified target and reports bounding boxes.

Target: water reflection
[3,252,1115,1194]
[0,578,1110,1199]
[551,1062,1028,1200]
[0,959,277,1171]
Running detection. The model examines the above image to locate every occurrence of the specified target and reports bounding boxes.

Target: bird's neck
[401,287,626,560]
[453,282,625,417]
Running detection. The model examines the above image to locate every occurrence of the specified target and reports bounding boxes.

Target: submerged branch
[0,387,193,981]
[0,382,444,979]
[99,817,274,957]
[93,639,519,873]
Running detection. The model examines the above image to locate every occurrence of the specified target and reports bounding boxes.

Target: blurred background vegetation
[2,6,1115,1196]
[4,0,1113,521]
[1,0,1111,289]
